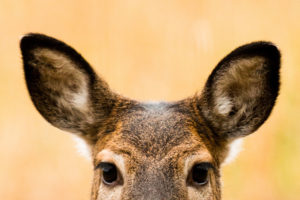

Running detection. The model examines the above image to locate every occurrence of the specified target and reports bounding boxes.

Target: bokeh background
[0,0,299,199]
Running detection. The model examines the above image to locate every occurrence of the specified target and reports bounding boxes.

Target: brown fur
[20,33,280,200]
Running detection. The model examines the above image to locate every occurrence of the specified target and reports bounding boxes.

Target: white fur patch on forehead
[223,138,244,165]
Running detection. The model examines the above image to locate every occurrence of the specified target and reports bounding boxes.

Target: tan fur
[91,119,221,200]
[21,34,280,200]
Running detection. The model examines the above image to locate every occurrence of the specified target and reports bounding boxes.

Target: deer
[20,33,280,200]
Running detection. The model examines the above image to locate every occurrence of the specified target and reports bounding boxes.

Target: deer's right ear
[196,42,280,140]
[21,34,118,142]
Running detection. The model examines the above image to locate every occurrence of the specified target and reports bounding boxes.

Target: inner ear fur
[21,33,124,143]
[197,42,280,139]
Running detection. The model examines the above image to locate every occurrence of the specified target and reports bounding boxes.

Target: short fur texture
[20,33,280,200]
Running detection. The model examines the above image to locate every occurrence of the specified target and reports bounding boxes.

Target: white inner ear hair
[70,81,89,110]
[223,138,243,165]
[215,96,233,115]
[214,56,266,117]
[32,48,91,112]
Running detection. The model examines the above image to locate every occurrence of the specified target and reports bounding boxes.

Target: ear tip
[20,33,66,54]
[237,41,281,60]
[20,33,46,49]
[251,41,281,56]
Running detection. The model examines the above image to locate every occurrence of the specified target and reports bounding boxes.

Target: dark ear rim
[198,41,281,139]
[20,33,118,140]
[20,33,97,85]
[205,41,281,99]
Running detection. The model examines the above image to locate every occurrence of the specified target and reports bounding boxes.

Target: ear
[197,42,280,139]
[20,33,119,143]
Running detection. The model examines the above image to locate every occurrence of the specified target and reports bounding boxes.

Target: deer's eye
[188,163,212,186]
[97,162,120,186]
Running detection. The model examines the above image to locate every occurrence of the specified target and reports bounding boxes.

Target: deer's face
[20,34,280,200]
[92,103,224,200]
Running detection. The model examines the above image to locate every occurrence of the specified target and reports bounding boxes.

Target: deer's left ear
[20,33,121,143]
[197,42,280,139]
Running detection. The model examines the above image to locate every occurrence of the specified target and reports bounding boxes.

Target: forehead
[96,102,214,160]
[122,103,196,156]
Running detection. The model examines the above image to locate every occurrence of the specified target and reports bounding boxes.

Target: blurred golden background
[0,0,299,199]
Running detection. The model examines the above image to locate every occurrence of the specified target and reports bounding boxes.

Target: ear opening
[197,42,280,139]
[21,33,117,142]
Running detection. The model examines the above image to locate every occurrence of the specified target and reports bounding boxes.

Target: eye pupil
[192,164,208,185]
[98,163,118,185]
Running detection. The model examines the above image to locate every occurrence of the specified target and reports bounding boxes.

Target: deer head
[20,34,280,200]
